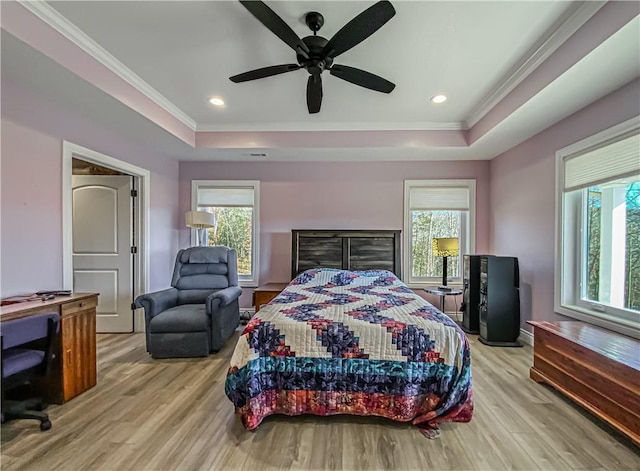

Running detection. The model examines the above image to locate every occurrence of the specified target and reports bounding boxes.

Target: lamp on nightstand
[185,211,215,246]
[432,237,459,291]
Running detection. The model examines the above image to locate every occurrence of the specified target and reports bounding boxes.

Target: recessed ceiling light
[209,97,225,107]
[430,94,447,104]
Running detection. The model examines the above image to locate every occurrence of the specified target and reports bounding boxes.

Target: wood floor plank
[1,333,638,471]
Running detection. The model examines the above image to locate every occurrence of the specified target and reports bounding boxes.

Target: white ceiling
[48,0,576,130]
[1,1,639,161]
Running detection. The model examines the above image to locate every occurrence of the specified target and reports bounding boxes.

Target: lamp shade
[185,210,215,229]
[432,237,459,257]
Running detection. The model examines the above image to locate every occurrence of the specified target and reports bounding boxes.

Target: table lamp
[185,211,215,246]
[432,237,459,290]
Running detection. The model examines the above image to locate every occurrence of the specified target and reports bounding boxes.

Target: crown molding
[18,0,198,132]
[464,0,607,129]
[196,121,467,132]
[17,1,605,137]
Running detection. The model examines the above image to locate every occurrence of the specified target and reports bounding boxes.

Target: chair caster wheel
[40,420,52,431]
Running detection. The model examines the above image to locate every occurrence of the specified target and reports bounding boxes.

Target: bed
[225,231,473,438]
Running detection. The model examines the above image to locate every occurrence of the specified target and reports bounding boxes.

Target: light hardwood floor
[1,332,638,471]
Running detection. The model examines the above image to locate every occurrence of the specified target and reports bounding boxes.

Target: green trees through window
[411,210,460,278]
[627,183,640,311]
[205,207,253,275]
[586,181,640,312]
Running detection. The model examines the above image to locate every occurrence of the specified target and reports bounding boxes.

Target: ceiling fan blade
[307,74,323,114]
[322,0,395,59]
[330,65,395,93]
[230,64,301,83]
[239,1,310,57]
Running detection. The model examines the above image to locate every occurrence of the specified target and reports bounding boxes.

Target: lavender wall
[179,160,491,308]
[489,78,640,332]
[1,79,180,297]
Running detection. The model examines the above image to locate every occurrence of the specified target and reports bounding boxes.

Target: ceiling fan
[230,0,396,114]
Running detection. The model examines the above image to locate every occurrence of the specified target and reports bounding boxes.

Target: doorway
[62,142,150,333]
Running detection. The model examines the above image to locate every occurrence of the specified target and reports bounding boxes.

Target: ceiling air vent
[242,153,268,157]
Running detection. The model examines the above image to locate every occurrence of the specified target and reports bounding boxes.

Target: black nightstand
[423,287,462,313]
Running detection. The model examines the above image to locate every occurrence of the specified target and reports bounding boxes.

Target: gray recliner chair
[134,246,242,359]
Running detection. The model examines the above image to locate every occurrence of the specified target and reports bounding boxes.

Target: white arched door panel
[72,175,133,333]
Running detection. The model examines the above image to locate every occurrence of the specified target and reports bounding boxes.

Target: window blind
[564,131,640,191]
[409,186,470,210]
[197,187,254,207]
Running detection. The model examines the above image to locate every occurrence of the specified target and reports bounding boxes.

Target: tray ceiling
[1,1,638,161]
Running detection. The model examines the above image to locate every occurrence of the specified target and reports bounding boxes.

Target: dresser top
[255,283,289,292]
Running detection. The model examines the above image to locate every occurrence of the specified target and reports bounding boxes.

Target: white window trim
[403,179,476,288]
[191,180,260,288]
[555,117,640,339]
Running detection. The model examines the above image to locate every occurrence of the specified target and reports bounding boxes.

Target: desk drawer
[61,297,97,317]
[61,308,97,401]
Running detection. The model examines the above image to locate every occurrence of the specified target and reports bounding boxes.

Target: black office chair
[1,313,59,431]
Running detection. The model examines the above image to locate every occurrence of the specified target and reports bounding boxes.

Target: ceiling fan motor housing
[297,35,333,74]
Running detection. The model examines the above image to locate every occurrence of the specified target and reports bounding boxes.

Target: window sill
[407,282,463,290]
[239,283,258,289]
[556,304,640,340]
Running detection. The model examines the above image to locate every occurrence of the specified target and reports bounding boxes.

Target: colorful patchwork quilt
[225,268,473,437]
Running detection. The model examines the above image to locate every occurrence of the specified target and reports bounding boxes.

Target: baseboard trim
[519,327,534,346]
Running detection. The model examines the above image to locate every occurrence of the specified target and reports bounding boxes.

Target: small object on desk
[1,290,72,306]
[1,294,42,305]
[36,290,72,296]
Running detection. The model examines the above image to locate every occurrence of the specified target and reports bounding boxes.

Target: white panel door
[72,175,133,333]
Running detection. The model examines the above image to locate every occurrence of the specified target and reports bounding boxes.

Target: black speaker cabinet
[478,256,522,347]
[462,255,481,334]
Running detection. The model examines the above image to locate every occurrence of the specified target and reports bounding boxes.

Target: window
[556,118,640,338]
[403,180,476,286]
[192,180,260,287]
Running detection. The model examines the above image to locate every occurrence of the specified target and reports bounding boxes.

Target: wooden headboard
[291,230,402,279]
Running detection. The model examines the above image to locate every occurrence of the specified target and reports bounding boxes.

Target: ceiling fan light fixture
[430,94,447,104]
[209,96,225,107]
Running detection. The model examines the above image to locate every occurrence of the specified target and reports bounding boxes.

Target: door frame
[62,141,150,332]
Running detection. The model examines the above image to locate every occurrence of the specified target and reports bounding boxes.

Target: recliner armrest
[206,286,242,311]
[134,288,179,320]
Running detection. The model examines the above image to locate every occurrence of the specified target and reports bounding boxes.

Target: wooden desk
[253,283,289,312]
[1,293,98,403]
